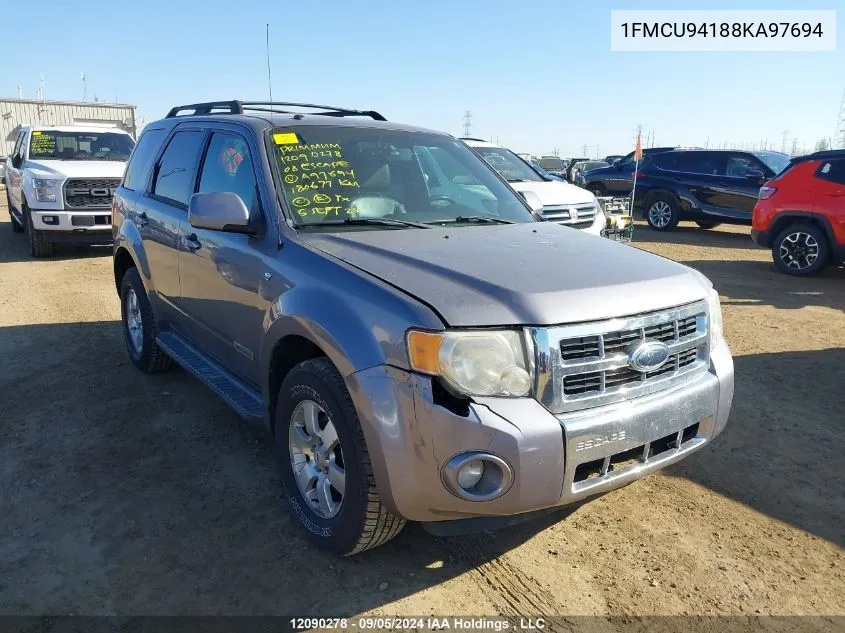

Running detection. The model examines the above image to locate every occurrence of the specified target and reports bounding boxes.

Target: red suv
[752,150,845,275]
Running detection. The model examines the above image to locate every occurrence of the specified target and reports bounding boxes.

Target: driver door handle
[181,233,201,252]
[136,212,149,227]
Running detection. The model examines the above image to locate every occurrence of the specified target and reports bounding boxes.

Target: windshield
[28,130,135,161]
[537,157,565,170]
[754,151,791,175]
[472,146,544,182]
[271,127,536,228]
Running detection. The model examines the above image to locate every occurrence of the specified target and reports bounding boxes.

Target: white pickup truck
[5,125,135,257]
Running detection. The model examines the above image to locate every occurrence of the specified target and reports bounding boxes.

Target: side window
[678,152,725,176]
[151,130,204,207]
[652,153,678,170]
[11,131,24,158]
[123,129,167,191]
[726,154,763,178]
[818,159,845,185]
[197,132,261,216]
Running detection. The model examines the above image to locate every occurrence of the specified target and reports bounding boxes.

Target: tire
[23,204,54,257]
[276,357,405,555]
[6,189,22,233]
[645,193,679,231]
[695,220,721,230]
[588,184,606,197]
[771,222,830,276]
[119,267,173,373]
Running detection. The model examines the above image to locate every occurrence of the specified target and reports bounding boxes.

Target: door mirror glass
[188,191,251,232]
[11,155,22,169]
[746,169,765,183]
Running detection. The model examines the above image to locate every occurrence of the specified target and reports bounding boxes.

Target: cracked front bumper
[347,338,733,523]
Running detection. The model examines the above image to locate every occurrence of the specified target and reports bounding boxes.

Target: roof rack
[165,100,386,121]
[459,137,489,142]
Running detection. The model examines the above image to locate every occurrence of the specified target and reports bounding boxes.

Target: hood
[508,180,595,206]
[300,222,710,327]
[24,159,127,179]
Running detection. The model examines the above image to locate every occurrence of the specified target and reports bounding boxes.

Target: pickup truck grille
[64,178,121,209]
[542,202,597,228]
[529,301,710,414]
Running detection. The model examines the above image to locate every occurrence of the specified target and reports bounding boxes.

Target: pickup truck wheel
[6,190,22,233]
[119,267,173,373]
[645,194,679,231]
[24,205,54,257]
[772,223,830,276]
[588,184,606,197]
[276,358,405,555]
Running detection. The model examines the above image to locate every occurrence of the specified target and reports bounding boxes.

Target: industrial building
[1,98,137,157]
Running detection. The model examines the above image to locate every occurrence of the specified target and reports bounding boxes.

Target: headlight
[33,178,60,202]
[707,287,723,341]
[407,330,532,397]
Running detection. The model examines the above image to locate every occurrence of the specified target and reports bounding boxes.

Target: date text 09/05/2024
[620,22,823,38]
[289,617,548,630]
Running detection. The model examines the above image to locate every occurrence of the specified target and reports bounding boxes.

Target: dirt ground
[1,193,844,620]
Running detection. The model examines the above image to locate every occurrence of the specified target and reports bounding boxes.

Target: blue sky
[3,0,841,156]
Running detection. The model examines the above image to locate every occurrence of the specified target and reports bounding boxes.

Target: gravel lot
[1,193,844,619]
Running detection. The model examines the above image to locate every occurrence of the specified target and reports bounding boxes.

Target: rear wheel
[276,357,405,555]
[645,193,679,231]
[119,267,173,372]
[23,204,54,257]
[772,222,830,276]
[695,220,721,230]
[588,184,606,197]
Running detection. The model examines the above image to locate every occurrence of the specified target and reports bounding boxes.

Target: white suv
[462,139,606,236]
[5,125,135,257]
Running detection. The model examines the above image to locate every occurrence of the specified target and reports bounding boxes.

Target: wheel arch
[266,333,330,433]
[769,212,836,250]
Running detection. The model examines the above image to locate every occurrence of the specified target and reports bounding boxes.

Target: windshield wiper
[445,215,516,225]
[302,217,431,229]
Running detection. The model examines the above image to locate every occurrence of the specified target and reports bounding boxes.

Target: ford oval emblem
[628,340,671,372]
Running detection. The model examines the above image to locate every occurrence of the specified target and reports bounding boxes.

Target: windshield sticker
[279,143,361,217]
[32,131,42,136]
[273,132,300,145]
[30,133,57,156]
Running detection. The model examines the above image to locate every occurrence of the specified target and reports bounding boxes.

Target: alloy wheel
[779,232,819,271]
[648,200,672,228]
[125,289,144,355]
[288,399,346,519]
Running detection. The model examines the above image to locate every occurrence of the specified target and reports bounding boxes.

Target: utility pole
[595,144,600,159]
[17,85,22,99]
[463,111,472,138]
[835,88,845,149]
[582,143,588,156]
[781,130,790,153]
[82,72,87,101]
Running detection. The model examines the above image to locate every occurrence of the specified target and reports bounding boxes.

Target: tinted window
[198,132,261,216]
[152,131,204,207]
[124,129,166,191]
[670,152,725,176]
[725,154,764,178]
[818,159,845,185]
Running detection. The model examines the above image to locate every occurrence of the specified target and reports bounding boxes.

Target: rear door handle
[181,233,201,252]
[137,211,149,227]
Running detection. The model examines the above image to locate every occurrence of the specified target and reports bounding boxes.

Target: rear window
[817,159,845,185]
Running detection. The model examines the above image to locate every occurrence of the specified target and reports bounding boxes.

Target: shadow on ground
[632,222,758,250]
[2,320,844,614]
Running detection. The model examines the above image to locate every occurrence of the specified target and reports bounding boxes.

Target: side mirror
[519,190,545,220]
[613,159,622,169]
[11,155,22,169]
[746,169,765,183]
[188,191,251,233]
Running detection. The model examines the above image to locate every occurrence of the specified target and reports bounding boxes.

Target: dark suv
[634,149,791,231]
[579,147,677,197]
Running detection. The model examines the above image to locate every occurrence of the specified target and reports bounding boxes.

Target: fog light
[42,216,58,225]
[457,460,484,490]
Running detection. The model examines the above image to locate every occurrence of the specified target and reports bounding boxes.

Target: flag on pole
[634,130,643,162]
[630,130,643,216]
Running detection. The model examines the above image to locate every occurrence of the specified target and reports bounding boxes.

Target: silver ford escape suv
[112,100,734,555]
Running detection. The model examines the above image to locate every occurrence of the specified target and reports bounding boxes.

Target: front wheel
[23,205,54,257]
[772,223,830,276]
[276,358,405,555]
[645,193,679,231]
[588,185,606,197]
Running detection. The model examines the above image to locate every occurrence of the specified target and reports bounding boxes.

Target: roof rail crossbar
[166,101,243,118]
[240,101,386,121]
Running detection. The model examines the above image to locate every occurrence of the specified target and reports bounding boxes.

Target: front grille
[531,301,710,414]
[64,178,121,209]
[542,202,597,228]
